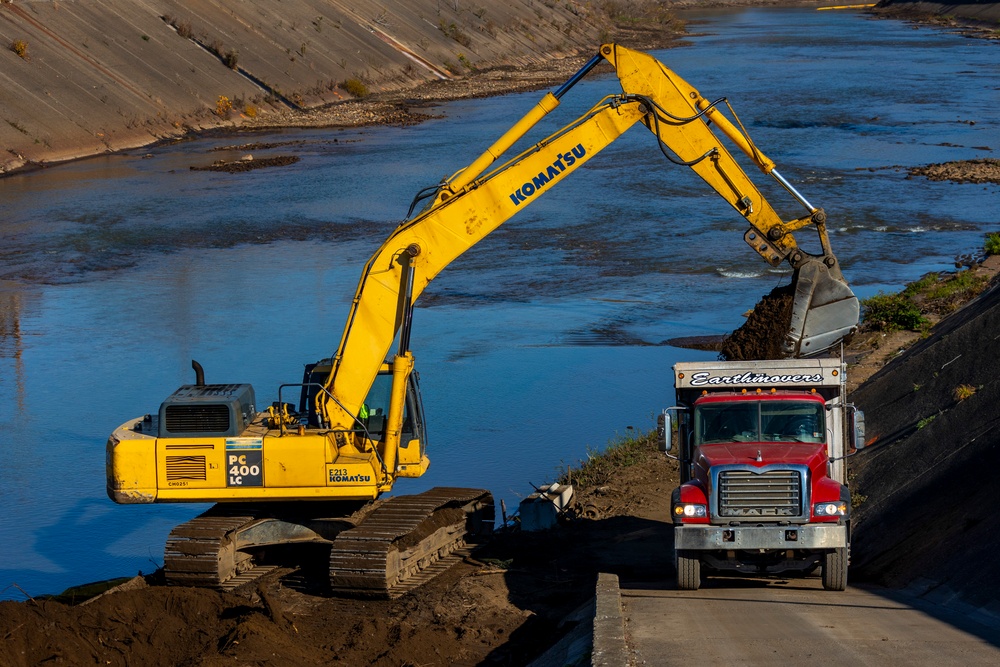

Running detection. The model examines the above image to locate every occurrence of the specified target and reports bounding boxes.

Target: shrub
[860,292,927,332]
[244,105,258,119]
[439,20,472,47]
[223,49,239,70]
[175,21,193,39]
[341,78,368,98]
[10,39,28,59]
[216,95,232,118]
[985,232,1000,257]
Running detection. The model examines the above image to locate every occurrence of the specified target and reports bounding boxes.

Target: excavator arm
[605,45,859,358]
[318,43,859,437]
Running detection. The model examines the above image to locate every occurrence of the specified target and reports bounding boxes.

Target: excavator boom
[319,44,859,430]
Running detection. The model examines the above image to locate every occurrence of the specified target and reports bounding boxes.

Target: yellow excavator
[106,44,859,596]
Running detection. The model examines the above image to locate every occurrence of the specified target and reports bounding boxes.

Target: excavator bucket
[784,258,859,357]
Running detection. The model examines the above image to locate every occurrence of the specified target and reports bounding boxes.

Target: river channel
[1,6,997,598]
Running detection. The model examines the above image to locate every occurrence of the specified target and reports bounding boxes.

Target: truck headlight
[814,502,847,516]
[674,503,707,518]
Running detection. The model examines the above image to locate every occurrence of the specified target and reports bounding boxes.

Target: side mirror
[657,410,672,453]
[852,408,866,450]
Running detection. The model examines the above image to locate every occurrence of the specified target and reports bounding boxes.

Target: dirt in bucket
[719,284,795,361]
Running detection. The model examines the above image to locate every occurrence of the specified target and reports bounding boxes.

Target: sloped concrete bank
[850,275,1000,611]
[877,0,1000,24]
[0,0,613,174]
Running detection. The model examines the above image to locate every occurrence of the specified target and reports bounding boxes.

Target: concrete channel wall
[0,0,606,174]
[880,0,1000,22]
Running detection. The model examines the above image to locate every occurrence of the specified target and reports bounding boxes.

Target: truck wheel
[822,547,848,591]
[676,551,701,591]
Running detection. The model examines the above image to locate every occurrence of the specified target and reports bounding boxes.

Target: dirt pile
[0,573,540,666]
[0,436,679,667]
[190,155,300,173]
[909,158,1000,185]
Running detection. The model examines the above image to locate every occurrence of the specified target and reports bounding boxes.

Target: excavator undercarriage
[163,488,494,597]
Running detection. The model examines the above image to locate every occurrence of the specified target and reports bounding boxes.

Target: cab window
[694,400,825,445]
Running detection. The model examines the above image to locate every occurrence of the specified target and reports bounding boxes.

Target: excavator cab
[299,361,423,439]
[357,370,428,450]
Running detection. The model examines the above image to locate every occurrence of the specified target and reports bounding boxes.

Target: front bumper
[674,523,847,550]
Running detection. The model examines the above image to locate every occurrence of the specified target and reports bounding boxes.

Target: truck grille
[164,404,230,433]
[718,469,802,518]
[165,455,207,481]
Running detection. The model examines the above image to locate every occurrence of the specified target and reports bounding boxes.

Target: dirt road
[622,578,1000,665]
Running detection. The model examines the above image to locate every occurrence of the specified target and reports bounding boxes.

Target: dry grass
[10,39,28,59]
[953,384,977,401]
[561,430,657,489]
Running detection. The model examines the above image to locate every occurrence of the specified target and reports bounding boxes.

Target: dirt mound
[718,284,795,360]
[0,437,679,667]
[0,587,251,666]
[190,155,300,173]
[909,158,1000,185]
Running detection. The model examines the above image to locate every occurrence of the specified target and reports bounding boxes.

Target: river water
[1,7,997,598]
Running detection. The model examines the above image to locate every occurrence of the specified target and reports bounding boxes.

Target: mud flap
[785,259,859,357]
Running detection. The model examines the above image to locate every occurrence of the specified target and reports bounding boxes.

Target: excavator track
[163,509,263,589]
[163,488,494,596]
[328,487,494,598]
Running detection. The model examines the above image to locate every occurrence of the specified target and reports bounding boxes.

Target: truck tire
[822,547,848,591]
[676,551,701,591]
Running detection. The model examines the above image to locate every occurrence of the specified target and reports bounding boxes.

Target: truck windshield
[694,400,825,445]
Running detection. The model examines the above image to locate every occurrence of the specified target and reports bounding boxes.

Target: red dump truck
[661,357,864,591]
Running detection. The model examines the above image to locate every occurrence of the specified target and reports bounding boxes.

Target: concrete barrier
[593,572,629,667]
